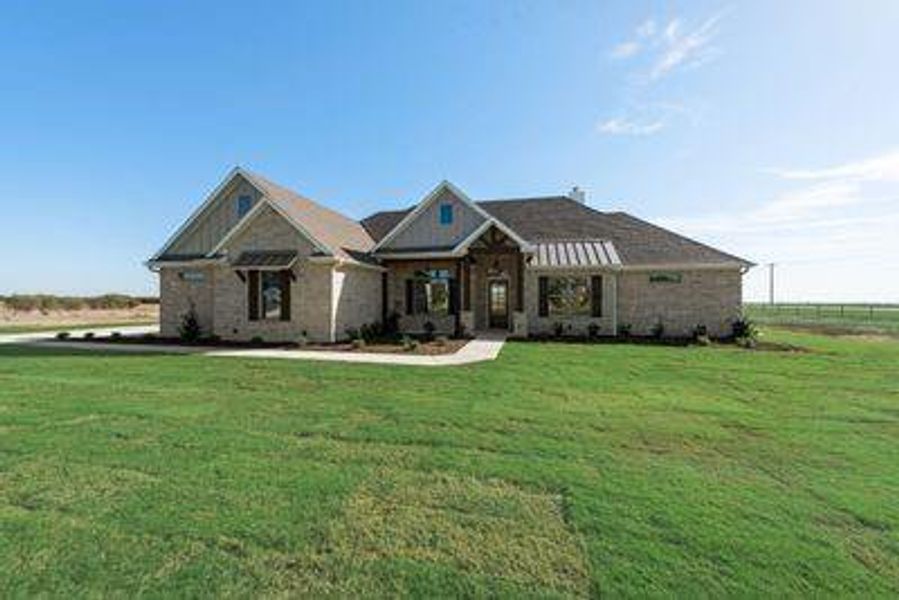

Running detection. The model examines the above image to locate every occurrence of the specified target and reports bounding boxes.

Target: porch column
[515,253,524,312]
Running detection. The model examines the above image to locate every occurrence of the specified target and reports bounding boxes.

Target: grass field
[1,329,898,596]
[745,303,899,335]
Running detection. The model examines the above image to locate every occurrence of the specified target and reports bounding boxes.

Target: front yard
[1,329,897,596]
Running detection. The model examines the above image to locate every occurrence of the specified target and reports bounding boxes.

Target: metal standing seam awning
[532,240,621,268]
[230,250,299,270]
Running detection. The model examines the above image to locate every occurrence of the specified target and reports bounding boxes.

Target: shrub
[352,338,366,350]
[344,327,360,342]
[360,322,381,344]
[110,331,122,340]
[56,331,70,340]
[250,336,264,345]
[587,322,601,339]
[298,330,309,347]
[83,332,95,340]
[552,322,564,338]
[423,321,436,342]
[178,304,202,343]
[650,320,665,340]
[384,311,400,336]
[402,335,417,352]
[617,323,632,337]
[731,317,758,348]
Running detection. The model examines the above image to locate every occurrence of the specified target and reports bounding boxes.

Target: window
[439,203,453,225]
[406,269,455,316]
[649,272,682,284]
[247,269,291,321]
[261,271,282,319]
[236,195,253,218]
[543,276,591,317]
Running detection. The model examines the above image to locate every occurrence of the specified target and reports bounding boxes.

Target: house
[148,168,752,342]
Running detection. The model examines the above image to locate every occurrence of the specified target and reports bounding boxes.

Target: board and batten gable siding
[167,174,263,256]
[382,188,486,250]
[220,203,317,257]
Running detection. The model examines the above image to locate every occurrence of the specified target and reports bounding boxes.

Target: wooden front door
[488,279,509,329]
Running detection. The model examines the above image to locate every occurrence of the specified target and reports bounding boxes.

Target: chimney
[569,186,585,203]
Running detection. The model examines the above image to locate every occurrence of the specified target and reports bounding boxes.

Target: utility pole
[768,263,775,306]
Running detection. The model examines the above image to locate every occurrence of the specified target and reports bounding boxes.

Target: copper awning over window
[231,250,298,269]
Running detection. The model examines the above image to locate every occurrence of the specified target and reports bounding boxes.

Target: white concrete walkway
[3,326,507,367]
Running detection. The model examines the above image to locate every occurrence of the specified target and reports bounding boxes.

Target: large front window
[408,269,452,316]
[261,271,283,319]
[546,276,591,316]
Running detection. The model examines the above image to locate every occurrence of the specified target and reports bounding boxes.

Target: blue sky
[2,0,898,301]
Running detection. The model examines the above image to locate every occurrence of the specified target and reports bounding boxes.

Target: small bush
[402,335,417,351]
[344,327,360,342]
[384,311,400,336]
[298,330,309,347]
[650,320,665,340]
[352,338,366,350]
[110,331,122,340]
[250,336,264,345]
[423,321,436,342]
[83,332,95,340]
[587,322,601,339]
[731,317,758,348]
[617,323,632,337]
[178,304,202,343]
[56,331,70,340]
[553,322,564,338]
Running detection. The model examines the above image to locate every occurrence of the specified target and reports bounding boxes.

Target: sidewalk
[4,326,507,367]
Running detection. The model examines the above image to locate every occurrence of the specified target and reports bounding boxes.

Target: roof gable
[372,181,494,251]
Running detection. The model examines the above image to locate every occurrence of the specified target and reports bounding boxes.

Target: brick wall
[159,266,215,337]
[332,265,383,340]
[617,268,742,337]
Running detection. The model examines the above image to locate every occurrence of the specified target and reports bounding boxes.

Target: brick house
[148,168,752,342]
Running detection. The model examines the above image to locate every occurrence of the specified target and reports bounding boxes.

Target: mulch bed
[52,334,470,356]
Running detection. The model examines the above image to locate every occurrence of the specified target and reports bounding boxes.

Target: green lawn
[1,329,897,596]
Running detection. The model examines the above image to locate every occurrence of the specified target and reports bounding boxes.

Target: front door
[488,280,509,329]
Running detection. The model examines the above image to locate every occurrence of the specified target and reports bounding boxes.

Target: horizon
[2,1,897,302]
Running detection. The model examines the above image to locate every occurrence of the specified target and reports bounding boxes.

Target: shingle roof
[362,196,750,267]
[243,170,376,263]
[360,208,412,242]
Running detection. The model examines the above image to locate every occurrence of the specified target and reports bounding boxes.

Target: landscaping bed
[51,332,470,355]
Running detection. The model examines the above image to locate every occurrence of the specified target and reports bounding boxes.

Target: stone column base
[512,311,528,338]
[459,311,475,337]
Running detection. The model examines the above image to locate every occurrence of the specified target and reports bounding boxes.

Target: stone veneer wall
[211,261,333,343]
[159,266,215,337]
[523,268,616,337]
[332,265,383,341]
[385,259,457,334]
[616,268,742,337]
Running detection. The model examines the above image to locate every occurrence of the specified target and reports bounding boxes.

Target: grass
[0,320,157,334]
[745,302,899,336]
[1,328,897,596]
